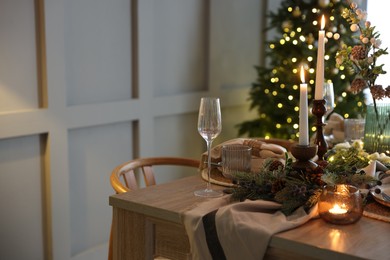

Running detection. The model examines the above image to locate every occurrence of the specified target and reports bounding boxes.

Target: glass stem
[206,139,212,191]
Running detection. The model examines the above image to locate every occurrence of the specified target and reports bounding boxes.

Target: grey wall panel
[68,122,133,256]
[64,0,132,106]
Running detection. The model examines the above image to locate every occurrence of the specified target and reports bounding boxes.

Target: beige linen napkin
[183,197,318,260]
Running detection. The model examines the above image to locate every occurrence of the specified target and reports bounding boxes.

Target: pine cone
[385,86,390,98]
[350,78,367,94]
[271,179,286,193]
[350,45,366,60]
[370,85,386,100]
[268,160,284,171]
[306,166,325,186]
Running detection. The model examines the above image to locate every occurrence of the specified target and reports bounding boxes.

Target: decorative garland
[231,141,389,216]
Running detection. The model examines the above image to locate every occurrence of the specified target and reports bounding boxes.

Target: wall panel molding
[0,0,263,259]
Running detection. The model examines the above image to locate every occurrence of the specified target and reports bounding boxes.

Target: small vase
[363,103,390,155]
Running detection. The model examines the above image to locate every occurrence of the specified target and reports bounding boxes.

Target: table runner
[182,197,318,260]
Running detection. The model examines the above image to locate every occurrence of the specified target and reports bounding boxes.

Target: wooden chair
[108,157,201,260]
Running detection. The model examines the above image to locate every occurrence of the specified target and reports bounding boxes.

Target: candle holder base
[290,144,318,171]
[312,99,328,161]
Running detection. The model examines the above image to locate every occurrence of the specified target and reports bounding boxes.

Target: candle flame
[329,203,347,215]
[300,66,305,83]
[321,15,325,30]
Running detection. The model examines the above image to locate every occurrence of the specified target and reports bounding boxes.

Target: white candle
[299,66,309,146]
[329,204,347,215]
[315,15,325,100]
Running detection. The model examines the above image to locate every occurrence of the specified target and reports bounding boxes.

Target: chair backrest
[108,157,200,260]
[110,157,201,194]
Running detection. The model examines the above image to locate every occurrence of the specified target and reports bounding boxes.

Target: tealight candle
[299,66,309,146]
[315,15,325,100]
[319,185,363,225]
[329,203,347,215]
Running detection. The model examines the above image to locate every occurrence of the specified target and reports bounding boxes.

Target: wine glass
[194,97,223,197]
[323,82,335,120]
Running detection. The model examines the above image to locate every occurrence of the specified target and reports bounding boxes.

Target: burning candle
[315,15,325,100]
[299,66,309,146]
[329,203,347,215]
[319,184,363,225]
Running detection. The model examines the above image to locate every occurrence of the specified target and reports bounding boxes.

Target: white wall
[0,0,264,259]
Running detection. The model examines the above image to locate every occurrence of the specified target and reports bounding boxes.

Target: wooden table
[109,176,390,260]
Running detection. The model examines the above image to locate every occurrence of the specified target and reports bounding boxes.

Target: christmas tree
[238,0,365,140]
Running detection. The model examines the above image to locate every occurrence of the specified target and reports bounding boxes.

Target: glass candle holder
[318,184,363,225]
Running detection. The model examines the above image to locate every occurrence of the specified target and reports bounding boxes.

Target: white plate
[370,184,390,208]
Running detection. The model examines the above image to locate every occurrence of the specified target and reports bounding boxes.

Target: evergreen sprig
[231,156,324,216]
[230,142,385,216]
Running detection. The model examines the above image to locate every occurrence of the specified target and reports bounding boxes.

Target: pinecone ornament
[350,78,367,94]
[306,167,325,186]
[268,160,284,171]
[271,179,286,193]
[370,85,386,100]
[351,45,366,60]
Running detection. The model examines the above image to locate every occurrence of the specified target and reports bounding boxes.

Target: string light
[240,1,364,140]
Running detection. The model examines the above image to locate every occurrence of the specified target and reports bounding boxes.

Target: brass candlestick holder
[290,144,318,171]
[312,99,328,161]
